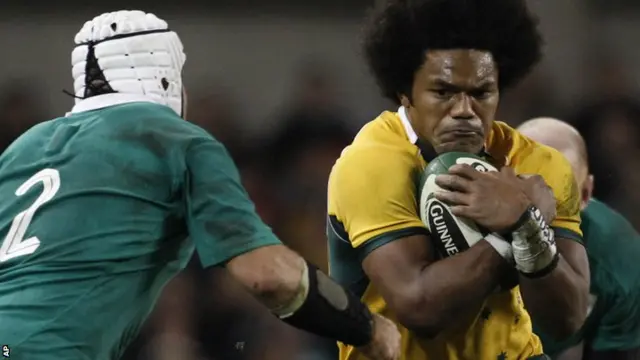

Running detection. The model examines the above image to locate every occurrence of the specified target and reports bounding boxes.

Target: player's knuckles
[527,175,548,188]
[435,174,454,187]
[448,164,469,173]
[434,190,452,202]
[437,175,466,190]
[463,201,483,215]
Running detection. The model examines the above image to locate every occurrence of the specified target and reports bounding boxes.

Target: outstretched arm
[184,136,400,359]
[227,245,380,347]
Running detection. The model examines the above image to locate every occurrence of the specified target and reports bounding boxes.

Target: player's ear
[581,174,594,210]
[400,93,411,108]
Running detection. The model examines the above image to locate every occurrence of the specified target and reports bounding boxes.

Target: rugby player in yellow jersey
[326,0,590,359]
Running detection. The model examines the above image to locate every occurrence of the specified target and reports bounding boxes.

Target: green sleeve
[582,201,640,351]
[588,285,640,350]
[185,137,281,268]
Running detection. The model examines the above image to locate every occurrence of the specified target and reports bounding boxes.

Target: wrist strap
[511,205,558,274]
[519,253,560,278]
[501,206,532,237]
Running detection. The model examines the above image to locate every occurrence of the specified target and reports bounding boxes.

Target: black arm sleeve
[279,262,374,347]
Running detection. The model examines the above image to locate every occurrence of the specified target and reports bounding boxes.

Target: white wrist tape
[511,206,558,275]
[484,233,514,264]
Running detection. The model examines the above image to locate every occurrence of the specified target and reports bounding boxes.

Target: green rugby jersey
[0,98,280,360]
[536,198,640,357]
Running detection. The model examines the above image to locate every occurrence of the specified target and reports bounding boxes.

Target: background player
[0,11,401,360]
[518,118,640,360]
[327,0,590,359]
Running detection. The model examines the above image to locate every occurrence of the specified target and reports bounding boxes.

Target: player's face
[403,50,499,154]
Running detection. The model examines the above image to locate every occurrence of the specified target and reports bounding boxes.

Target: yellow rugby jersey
[326,108,582,360]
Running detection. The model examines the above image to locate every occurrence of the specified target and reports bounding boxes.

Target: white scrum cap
[71,10,186,115]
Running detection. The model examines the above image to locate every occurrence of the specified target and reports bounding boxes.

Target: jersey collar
[398,106,419,144]
[66,93,162,116]
[398,106,494,164]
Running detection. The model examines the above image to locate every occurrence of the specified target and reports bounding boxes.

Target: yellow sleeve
[328,145,427,254]
[536,149,583,243]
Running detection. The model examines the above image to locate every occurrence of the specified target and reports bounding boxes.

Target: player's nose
[450,93,475,120]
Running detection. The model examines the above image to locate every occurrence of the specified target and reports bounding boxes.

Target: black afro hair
[362,0,544,104]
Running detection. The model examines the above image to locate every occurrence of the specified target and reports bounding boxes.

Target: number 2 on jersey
[0,169,61,262]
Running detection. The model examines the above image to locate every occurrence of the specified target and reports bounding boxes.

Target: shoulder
[329,135,421,201]
[583,199,640,272]
[106,102,214,148]
[0,120,56,164]
[491,121,565,173]
[332,110,421,178]
[327,112,425,239]
[101,102,181,126]
[492,122,583,237]
[495,122,576,201]
[583,199,629,229]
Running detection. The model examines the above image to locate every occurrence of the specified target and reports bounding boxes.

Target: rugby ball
[418,152,497,258]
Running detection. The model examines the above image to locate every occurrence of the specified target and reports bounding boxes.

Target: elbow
[252,261,304,311]
[547,314,586,341]
[252,269,300,304]
[559,297,589,340]
[559,278,591,338]
[230,246,304,310]
[545,287,590,341]
[392,295,446,338]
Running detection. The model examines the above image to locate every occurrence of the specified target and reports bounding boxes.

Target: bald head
[517,117,593,209]
[518,117,588,174]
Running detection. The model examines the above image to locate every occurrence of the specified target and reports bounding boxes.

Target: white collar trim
[67,94,161,116]
[398,106,418,144]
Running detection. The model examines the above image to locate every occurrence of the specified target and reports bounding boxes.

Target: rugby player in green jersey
[0,10,401,360]
[518,118,640,360]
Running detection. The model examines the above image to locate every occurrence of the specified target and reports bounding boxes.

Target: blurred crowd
[2,50,640,359]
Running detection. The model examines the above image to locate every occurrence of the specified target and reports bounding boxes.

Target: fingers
[519,173,543,183]
[500,166,517,177]
[369,314,401,360]
[435,190,469,206]
[435,174,472,192]
[520,174,553,192]
[447,164,480,179]
[449,205,474,218]
[518,173,534,179]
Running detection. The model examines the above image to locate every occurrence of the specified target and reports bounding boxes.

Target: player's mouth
[439,128,484,142]
[434,126,485,153]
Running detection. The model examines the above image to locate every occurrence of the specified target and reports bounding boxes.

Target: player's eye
[431,89,454,99]
[469,89,492,100]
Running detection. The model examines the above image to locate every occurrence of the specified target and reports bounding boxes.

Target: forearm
[556,341,584,360]
[228,245,374,346]
[405,240,506,335]
[519,254,589,339]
